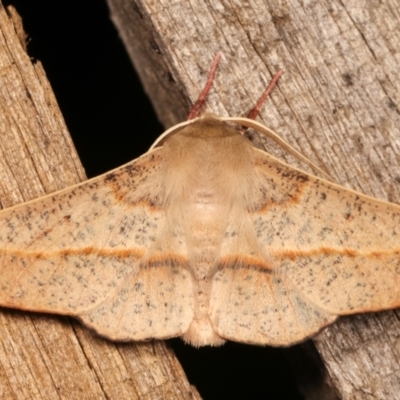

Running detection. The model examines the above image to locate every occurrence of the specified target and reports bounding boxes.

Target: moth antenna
[187,53,221,120]
[247,70,284,120]
[225,117,334,180]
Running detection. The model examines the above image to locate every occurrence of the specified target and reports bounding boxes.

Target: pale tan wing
[210,148,400,346]
[0,148,194,341]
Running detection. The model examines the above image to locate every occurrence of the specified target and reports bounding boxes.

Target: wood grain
[106,0,400,398]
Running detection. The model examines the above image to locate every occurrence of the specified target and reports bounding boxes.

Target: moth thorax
[163,128,255,206]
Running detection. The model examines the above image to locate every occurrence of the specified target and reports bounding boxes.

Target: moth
[0,56,400,348]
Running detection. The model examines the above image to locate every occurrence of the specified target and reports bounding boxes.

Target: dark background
[2,1,307,399]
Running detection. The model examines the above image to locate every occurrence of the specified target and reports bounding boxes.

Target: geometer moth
[0,59,399,347]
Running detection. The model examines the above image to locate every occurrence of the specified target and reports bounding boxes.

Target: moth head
[148,114,243,150]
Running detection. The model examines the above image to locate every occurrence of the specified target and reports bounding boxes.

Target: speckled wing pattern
[209,148,400,345]
[1,116,400,347]
[0,148,193,341]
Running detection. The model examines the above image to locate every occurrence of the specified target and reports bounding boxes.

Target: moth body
[160,117,257,346]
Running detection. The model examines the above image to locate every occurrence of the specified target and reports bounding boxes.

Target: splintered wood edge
[0,4,200,400]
